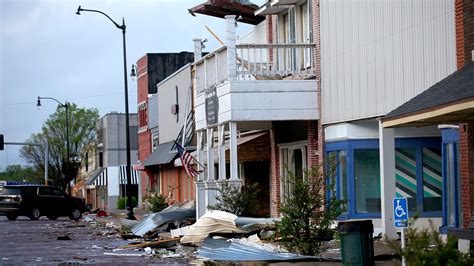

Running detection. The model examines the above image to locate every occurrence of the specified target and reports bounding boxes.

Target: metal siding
[321,0,456,124]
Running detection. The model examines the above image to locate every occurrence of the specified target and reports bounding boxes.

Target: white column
[195,130,206,218]
[196,131,205,182]
[206,128,215,181]
[193,38,203,62]
[379,120,398,240]
[229,122,239,181]
[218,124,226,181]
[225,15,237,81]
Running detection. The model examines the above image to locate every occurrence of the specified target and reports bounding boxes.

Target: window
[354,149,381,213]
[138,101,147,132]
[326,137,442,220]
[422,147,442,212]
[152,133,159,151]
[395,148,417,211]
[279,142,307,203]
[328,150,347,214]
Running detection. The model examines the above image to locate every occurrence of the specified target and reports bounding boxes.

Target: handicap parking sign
[393,197,408,228]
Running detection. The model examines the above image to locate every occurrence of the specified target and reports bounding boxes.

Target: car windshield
[0,187,22,195]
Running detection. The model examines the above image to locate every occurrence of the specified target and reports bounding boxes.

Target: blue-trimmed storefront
[326,137,443,220]
[440,127,461,233]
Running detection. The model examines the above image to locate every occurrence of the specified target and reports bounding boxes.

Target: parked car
[0,185,85,221]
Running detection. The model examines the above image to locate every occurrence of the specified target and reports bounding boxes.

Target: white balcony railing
[194,43,315,93]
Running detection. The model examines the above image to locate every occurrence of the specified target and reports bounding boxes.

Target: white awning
[119,165,140,185]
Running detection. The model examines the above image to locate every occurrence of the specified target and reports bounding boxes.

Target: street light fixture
[37,96,70,194]
[76,5,135,220]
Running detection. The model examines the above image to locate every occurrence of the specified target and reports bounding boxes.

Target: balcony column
[205,127,217,210]
[379,120,398,240]
[195,130,206,218]
[225,15,237,81]
[193,38,202,62]
[228,122,241,189]
[218,124,226,182]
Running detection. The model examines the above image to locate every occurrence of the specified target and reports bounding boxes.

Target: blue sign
[393,197,408,228]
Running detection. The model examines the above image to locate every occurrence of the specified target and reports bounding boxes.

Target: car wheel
[69,208,81,221]
[47,216,59,220]
[6,213,18,221]
[29,208,41,220]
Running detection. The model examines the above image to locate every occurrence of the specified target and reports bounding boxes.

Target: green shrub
[274,164,345,256]
[209,181,260,216]
[388,218,473,265]
[117,196,138,210]
[146,193,168,213]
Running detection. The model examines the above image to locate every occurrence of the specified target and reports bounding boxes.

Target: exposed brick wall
[307,120,318,171]
[462,0,474,65]
[459,123,474,228]
[456,0,465,68]
[270,127,281,217]
[266,15,273,63]
[137,55,151,199]
[230,133,271,162]
[313,0,324,167]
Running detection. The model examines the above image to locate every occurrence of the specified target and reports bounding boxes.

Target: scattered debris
[97,210,108,217]
[198,237,319,261]
[120,237,181,249]
[82,216,95,222]
[180,211,247,245]
[57,235,72,240]
[132,201,195,236]
[73,256,88,261]
[144,247,155,255]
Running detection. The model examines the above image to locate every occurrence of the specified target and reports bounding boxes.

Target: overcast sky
[0,0,262,171]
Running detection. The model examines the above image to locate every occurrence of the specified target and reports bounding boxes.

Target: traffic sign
[393,197,408,228]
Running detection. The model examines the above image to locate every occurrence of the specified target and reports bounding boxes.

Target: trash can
[337,220,374,266]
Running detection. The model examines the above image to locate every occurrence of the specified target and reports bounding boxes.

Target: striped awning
[86,168,107,187]
[119,165,140,185]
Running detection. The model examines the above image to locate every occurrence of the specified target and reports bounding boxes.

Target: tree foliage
[0,165,43,184]
[274,163,345,256]
[20,103,99,190]
[388,218,473,265]
[209,181,260,216]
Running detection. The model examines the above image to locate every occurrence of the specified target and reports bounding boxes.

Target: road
[0,215,192,265]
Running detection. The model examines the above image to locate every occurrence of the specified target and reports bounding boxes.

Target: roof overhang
[143,141,177,167]
[383,98,474,128]
[255,2,288,16]
[189,0,265,25]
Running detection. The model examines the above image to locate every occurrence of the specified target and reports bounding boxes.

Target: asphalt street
[0,215,191,265]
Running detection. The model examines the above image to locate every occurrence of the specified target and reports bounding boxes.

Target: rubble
[131,201,195,237]
[180,211,247,245]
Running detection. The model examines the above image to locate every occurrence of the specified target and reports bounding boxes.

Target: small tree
[209,181,260,216]
[275,164,345,256]
[388,218,473,265]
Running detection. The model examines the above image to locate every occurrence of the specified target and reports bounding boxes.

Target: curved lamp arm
[76,5,125,31]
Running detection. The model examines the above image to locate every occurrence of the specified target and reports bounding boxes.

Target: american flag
[176,142,203,177]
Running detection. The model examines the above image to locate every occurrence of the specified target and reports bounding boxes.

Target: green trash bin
[337,220,374,266]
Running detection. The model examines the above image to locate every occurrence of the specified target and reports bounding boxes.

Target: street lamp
[37,96,70,194]
[76,5,135,220]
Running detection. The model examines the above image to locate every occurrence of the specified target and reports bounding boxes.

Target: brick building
[135,53,195,203]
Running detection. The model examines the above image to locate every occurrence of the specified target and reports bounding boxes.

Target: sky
[0,0,263,171]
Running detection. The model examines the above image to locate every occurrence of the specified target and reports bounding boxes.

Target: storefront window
[422,147,442,212]
[354,149,381,213]
[395,148,417,211]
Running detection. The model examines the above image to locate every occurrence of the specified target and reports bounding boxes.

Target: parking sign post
[393,197,408,266]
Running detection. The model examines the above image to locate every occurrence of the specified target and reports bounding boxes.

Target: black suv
[0,185,85,221]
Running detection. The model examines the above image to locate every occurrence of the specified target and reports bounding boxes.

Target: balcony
[194,43,318,130]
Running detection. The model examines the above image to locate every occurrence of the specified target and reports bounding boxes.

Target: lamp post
[76,5,135,219]
[37,96,70,193]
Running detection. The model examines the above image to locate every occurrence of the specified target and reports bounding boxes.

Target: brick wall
[137,55,151,199]
[270,127,281,217]
[459,123,474,228]
[456,0,474,230]
[231,133,271,162]
[461,0,474,67]
[307,120,318,171]
[313,0,324,167]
